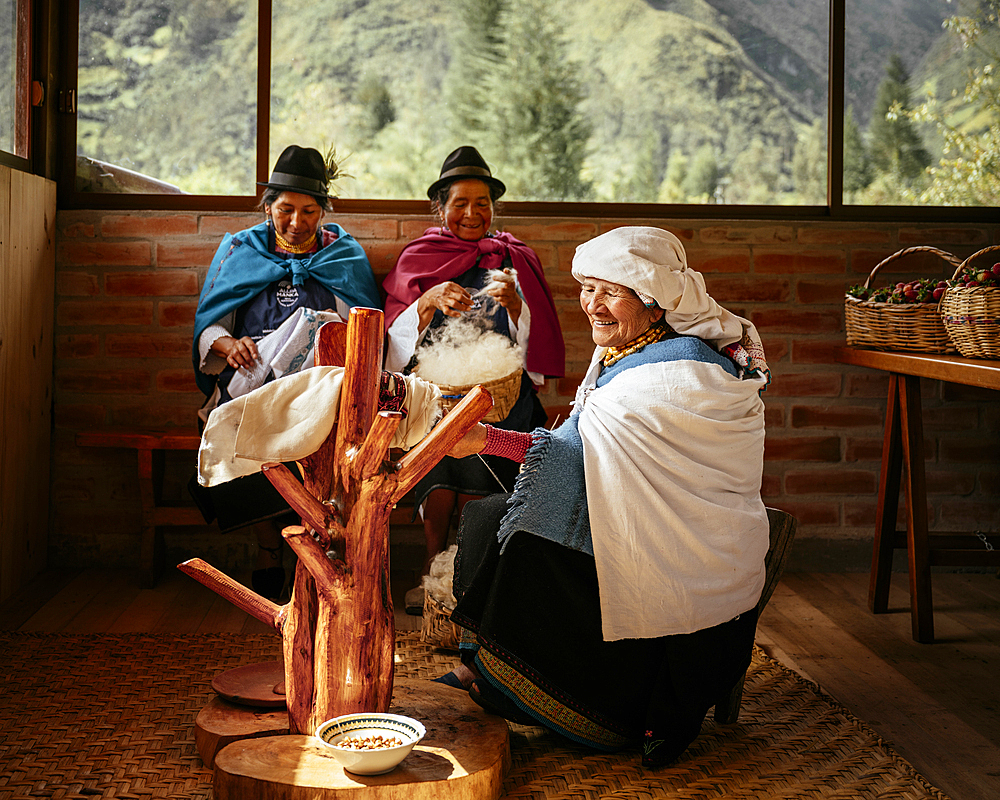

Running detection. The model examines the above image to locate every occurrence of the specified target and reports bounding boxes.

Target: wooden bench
[76,429,205,588]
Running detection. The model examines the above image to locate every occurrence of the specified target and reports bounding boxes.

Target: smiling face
[439,179,494,241]
[265,191,325,245]
[579,277,664,349]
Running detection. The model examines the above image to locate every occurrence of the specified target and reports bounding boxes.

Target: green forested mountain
[75,0,970,202]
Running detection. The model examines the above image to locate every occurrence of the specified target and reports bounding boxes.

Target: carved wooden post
[179,307,493,736]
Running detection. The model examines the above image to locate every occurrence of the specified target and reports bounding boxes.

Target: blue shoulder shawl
[192,222,380,396]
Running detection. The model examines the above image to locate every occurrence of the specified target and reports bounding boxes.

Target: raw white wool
[471,267,516,300]
[413,314,522,386]
[421,544,457,608]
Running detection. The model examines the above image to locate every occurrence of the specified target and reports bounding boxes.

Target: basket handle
[952,244,1000,281]
[863,246,963,289]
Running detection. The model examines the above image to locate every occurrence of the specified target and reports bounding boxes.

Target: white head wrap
[572,226,748,350]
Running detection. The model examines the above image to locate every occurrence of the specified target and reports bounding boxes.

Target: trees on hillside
[867,54,932,182]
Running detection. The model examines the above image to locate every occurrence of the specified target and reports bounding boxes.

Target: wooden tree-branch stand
[179,309,509,799]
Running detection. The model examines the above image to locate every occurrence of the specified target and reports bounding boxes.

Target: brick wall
[51,210,1000,573]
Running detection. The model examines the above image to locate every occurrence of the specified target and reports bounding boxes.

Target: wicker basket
[419,592,461,651]
[844,246,962,353]
[939,245,1000,360]
[435,369,522,423]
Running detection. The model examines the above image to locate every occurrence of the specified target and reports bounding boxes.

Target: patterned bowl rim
[315,713,426,748]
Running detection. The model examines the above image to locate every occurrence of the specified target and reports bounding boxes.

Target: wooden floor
[2,566,998,800]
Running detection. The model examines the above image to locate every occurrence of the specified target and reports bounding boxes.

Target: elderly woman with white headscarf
[436,226,771,767]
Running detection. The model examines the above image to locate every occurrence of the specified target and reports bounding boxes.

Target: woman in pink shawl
[383,146,565,613]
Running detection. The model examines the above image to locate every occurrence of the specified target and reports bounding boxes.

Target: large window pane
[270,0,828,204]
[1,0,29,158]
[846,0,999,207]
[76,0,258,194]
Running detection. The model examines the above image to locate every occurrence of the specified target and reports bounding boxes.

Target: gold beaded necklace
[274,230,318,254]
[602,323,670,368]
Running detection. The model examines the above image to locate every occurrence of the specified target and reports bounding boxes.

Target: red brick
[754,251,846,275]
[850,247,957,279]
[925,470,977,495]
[600,222,694,242]
[843,499,880,526]
[529,243,558,271]
[980,470,1000,495]
[767,373,842,397]
[544,405,572,428]
[759,336,789,362]
[101,214,198,238]
[939,438,1000,463]
[53,403,108,429]
[57,271,100,297]
[564,336,598,364]
[200,215,256,236]
[785,469,877,494]
[764,405,785,427]
[158,301,197,327]
[898,227,987,246]
[790,338,851,364]
[557,373,586,395]
[57,369,151,393]
[797,280,850,304]
[110,404,200,428]
[935,501,1000,530]
[769,500,840,525]
[338,217,398,239]
[558,308,592,333]
[503,222,599,241]
[791,405,883,428]
[58,301,153,326]
[687,251,751,275]
[156,242,219,268]
[845,372,890,397]
[106,333,191,359]
[703,275,789,303]
[400,219,436,240]
[556,243,577,272]
[61,221,96,238]
[157,370,199,393]
[59,241,152,267]
[364,240,407,275]
[921,406,981,430]
[752,308,842,334]
[546,275,583,300]
[56,334,100,359]
[941,382,1000,403]
[700,226,794,244]
[763,436,841,461]
[845,436,884,461]
[760,473,782,498]
[105,270,200,297]
[798,228,892,245]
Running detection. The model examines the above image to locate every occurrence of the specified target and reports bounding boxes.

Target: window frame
[0,0,33,170]
[43,0,997,223]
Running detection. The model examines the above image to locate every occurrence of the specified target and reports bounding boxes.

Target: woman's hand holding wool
[417,281,473,326]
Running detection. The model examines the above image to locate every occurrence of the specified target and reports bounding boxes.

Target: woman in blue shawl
[191,144,380,599]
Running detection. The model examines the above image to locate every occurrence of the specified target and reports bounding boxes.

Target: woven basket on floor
[939,245,1000,360]
[845,246,962,353]
[420,592,461,651]
[435,369,521,423]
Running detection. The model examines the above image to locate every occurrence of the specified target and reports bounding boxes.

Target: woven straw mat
[0,631,950,799]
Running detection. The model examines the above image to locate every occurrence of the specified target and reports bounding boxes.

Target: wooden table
[835,347,1000,642]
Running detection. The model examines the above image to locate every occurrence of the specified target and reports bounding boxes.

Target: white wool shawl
[574,348,769,640]
[198,367,441,488]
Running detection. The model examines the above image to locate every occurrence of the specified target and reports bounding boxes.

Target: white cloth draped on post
[198,367,442,487]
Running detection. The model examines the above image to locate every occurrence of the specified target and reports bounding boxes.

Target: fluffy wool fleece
[421,544,457,609]
[412,269,523,386]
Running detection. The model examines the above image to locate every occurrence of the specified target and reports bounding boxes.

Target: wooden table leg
[869,374,903,614]
[898,374,933,643]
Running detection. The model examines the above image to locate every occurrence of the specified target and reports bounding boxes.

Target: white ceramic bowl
[315,713,426,775]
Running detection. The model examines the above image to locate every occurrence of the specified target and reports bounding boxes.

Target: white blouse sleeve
[385,300,429,372]
[197,311,235,375]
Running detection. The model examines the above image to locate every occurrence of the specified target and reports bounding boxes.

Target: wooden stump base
[213,679,510,800]
[196,696,290,767]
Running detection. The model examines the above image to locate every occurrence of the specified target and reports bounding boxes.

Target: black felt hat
[258,145,330,200]
[427,146,506,200]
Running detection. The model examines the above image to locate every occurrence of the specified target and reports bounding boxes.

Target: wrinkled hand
[486,272,522,320]
[448,423,488,459]
[214,335,260,371]
[418,281,473,319]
